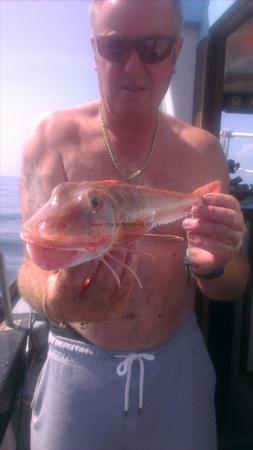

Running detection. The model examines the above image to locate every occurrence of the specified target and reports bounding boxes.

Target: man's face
[92,0,182,121]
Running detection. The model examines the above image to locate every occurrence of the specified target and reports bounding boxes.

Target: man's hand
[182,193,246,273]
[45,244,138,323]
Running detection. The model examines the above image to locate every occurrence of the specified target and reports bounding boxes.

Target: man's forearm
[18,256,51,314]
[195,255,249,301]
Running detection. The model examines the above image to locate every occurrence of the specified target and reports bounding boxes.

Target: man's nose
[123,48,144,72]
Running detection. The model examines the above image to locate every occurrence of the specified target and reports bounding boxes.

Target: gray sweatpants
[31,313,217,450]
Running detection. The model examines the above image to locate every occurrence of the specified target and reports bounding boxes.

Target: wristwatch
[190,265,224,279]
[184,249,224,280]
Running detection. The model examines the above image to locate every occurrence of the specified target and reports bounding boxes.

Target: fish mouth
[25,242,87,271]
[21,229,110,252]
[21,229,114,270]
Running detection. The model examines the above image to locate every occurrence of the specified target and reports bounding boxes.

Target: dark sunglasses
[96,35,176,64]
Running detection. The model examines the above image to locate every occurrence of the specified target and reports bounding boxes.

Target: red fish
[21,180,221,286]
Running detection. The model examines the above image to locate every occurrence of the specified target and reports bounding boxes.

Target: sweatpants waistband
[48,312,198,364]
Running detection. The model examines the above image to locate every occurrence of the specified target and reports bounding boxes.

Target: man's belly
[67,237,195,350]
[68,249,196,351]
[69,301,195,351]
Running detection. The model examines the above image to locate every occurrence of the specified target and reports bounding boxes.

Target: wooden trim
[192,36,209,128]
[192,33,226,136]
[208,0,253,39]
[192,0,253,136]
[239,218,253,383]
[202,35,226,136]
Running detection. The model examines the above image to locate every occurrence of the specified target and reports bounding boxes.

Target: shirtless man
[18,1,249,449]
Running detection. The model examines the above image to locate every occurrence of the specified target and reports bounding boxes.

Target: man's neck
[102,99,158,131]
[104,110,159,146]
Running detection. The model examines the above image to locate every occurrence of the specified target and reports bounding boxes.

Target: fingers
[182,193,246,272]
[59,260,99,285]
[183,218,243,247]
[186,244,227,271]
[48,260,99,300]
[46,260,99,320]
[202,193,241,212]
[46,244,138,322]
[185,193,245,242]
[80,244,138,320]
[187,233,239,265]
[191,203,245,232]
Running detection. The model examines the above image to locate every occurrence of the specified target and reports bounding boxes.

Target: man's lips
[122,86,147,92]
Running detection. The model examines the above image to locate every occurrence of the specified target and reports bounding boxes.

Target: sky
[1,0,252,182]
[1,0,99,177]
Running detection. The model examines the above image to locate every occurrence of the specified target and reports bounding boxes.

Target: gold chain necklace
[98,100,159,181]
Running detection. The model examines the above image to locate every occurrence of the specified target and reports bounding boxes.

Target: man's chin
[116,100,157,121]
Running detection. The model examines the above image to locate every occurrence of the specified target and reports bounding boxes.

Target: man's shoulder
[164,113,220,152]
[23,100,99,163]
[163,113,228,188]
[30,100,99,139]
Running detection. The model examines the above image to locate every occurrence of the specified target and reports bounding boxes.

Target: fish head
[21,181,119,270]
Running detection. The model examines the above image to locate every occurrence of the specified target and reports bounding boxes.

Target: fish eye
[51,182,73,205]
[88,191,102,212]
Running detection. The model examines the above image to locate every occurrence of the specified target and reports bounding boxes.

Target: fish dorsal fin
[193,180,221,196]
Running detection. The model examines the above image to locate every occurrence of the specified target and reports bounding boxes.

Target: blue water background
[0,176,24,283]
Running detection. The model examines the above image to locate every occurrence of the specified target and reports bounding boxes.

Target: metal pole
[220,130,253,159]
[230,132,253,139]
[220,129,232,158]
[0,252,15,328]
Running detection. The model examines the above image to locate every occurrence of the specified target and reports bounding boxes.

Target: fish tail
[193,180,221,197]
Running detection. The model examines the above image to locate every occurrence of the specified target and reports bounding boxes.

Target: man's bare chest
[61,137,194,192]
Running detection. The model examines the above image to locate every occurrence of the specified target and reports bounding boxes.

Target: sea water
[0,176,24,283]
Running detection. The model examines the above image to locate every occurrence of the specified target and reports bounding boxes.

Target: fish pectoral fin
[119,220,148,241]
[119,231,184,242]
[142,233,184,242]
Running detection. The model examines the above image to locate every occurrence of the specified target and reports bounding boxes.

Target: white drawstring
[115,353,155,417]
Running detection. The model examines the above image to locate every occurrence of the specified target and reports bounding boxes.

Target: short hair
[89,0,183,37]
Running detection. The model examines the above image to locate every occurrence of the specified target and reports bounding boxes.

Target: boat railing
[0,252,15,329]
[0,252,49,449]
[220,129,253,196]
[220,129,253,159]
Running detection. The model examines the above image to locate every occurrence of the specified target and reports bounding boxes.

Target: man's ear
[90,35,98,71]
